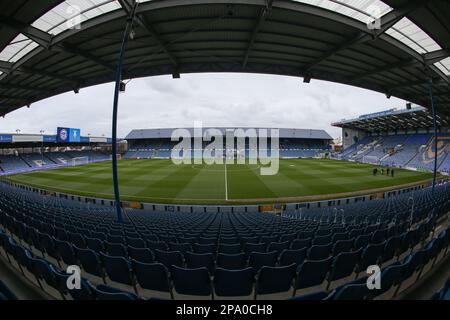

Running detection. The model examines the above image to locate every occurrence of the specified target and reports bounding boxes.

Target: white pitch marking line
[224,161,228,201]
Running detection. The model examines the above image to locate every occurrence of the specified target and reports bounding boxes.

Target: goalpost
[362,155,380,165]
[71,156,89,167]
[109,154,122,161]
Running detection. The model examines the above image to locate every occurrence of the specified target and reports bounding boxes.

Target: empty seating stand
[0,181,449,300]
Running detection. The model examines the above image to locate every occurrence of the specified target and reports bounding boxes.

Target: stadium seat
[248,251,278,270]
[91,284,139,300]
[289,291,329,300]
[381,236,401,263]
[332,283,369,300]
[294,257,333,295]
[128,246,154,264]
[170,266,212,298]
[213,267,255,298]
[169,242,192,255]
[327,250,362,290]
[85,237,105,253]
[291,238,312,250]
[218,243,241,254]
[267,241,290,254]
[255,264,296,299]
[73,246,105,282]
[279,248,308,267]
[193,243,216,254]
[313,235,331,246]
[155,246,183,263]
[332,238,354,256]
[54,240,78,266]
[244,243,267,256]
[354,234,372,251]
[216,253,247,270]
[185,252,215,274]
[127,237,146,248]
[0,281,17,300]
[147,241,168,251]
[358,242,385,274]
[308,244,332,260]
[100,253,136,292]
[132,261,173,299]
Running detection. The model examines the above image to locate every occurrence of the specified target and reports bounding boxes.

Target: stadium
[0,0,449,307]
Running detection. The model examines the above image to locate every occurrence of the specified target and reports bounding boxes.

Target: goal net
[71,157,89,167]
[362,155,380,165]
[109,154,122,161]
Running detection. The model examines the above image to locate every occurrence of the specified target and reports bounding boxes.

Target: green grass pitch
[5,159,433,204]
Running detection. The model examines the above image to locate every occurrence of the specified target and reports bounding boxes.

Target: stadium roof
[125,127,333,140]
[331,105,450,132]
[0,0,449,117]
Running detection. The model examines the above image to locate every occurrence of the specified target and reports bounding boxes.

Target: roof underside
[0,0,449,117]
[332,107,449,132]
[125,127,333,140]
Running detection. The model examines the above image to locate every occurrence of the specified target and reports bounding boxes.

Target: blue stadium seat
[294,257,333,295]
[248,251,278,270]
[217,253,247,270]
[155,249,184,268]
[170,266,212,298]
[213,267,255,298]
[73,246,105,282]
[255,263,296,298]
[185,252,215,274]
[132,261,173,299]
[279,248,307,267]
[100,253,136,292]
[308,244,332,260]
[128,246,154,264]
[218,243,241,254]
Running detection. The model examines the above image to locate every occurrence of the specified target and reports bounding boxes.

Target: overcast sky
[0,73,406,139]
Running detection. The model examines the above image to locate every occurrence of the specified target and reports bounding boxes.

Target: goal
[362,155,380,165]
[71,157,89,167]
[109,154,122,161]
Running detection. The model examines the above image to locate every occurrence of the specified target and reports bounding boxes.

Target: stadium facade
[125,127,333,159]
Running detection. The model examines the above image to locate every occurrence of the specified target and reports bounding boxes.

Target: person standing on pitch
[391,168,394,177]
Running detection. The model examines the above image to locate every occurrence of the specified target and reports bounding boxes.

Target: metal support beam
[0,94,29,101]
[0,83,48,92]
[242,0,273,68]
[111,0,139,223]
[55,44,116,72]
[0,60,12,74]
[351,58,417,81]
[428,79,438,192]
[0,17,52,48]
[0,16,115,72]
[302,0,429,73]
[16,66,79,84]
[118,0,178,67]
[424,49,450,65]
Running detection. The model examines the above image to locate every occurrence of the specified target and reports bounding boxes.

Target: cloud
[0,73,406,139]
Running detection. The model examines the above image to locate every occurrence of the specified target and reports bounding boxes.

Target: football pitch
[5,159,433,204]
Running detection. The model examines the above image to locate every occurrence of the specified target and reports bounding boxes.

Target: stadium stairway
[44,155,57,164]
[18,155,32,168]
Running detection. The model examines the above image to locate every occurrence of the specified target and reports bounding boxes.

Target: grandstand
[0,132,112,175]
[0,0,449,305]
[334,106,450,173]
[125,128,332,160]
